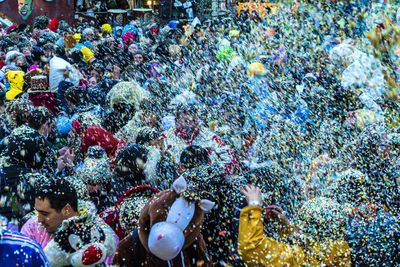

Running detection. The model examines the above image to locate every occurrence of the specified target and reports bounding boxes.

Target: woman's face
[88,76,98,87]
[22,47,31,57]
[134,53,144,65]
[128,44,139,54]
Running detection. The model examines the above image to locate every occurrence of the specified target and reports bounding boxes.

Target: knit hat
[114,144,148,182]
[106,81,148,111]
[48,18,59,33]
[247,62,267,77]
[3,125,50,168]
[73,33,82,43]
[6,25,17,35]
[33,16,50,30]
[101,24,112,34]
[76,146,111,185]
[80,47,96,64]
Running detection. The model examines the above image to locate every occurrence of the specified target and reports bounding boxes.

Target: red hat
[6,25,17,34]
[48,18,59,33]
[150,27,159,35]
[122,32,136,45]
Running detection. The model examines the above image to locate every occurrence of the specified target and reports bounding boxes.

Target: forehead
[35,197,53,211]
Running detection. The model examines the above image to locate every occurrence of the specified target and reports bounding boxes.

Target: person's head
[139,98,161,128]
[28,107,54,138]
[43,43,55,58]
[114,144,148,183]
[133,52,144,65]
[88,76,98,88]
[34,178,78,233]
[128,43,139,55]
[17,0,34,20]
[83,28,95,41]
[41,43,55,63]
[136,127,161,147]
[6,98,33,126]
[64,86,89,110]
[22,46,31,58]
[175,105,199,134]
[180,145,210,170]
[32,28,40,39]
[5,125,49,168]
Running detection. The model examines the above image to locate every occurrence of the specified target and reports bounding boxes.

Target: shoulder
[1,229,43,251]
[21,216,41,233]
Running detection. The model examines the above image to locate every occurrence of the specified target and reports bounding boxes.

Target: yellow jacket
[5,70,25,101]
[238,206,351,267]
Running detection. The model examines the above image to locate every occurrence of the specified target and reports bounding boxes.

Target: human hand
[112,65,121,80]
[57,147,75,171]
[240,184,262,206]
[265,205,289,226]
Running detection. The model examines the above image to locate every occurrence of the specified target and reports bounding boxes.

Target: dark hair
[136,127,159,145]
[35,178,78,212]
[180,145,210,169]
[175,103,198,118]
[28,107,53,130]
[6,99,33,126]
[5,126,49,168]
[115,144,148,181]
[64,86,88,106]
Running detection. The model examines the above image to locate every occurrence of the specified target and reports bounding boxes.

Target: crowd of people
[0,0,400,266]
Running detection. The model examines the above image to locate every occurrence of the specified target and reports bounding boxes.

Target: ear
[172,176,187,194]
[62,204,73,217]
[199,199,215,212]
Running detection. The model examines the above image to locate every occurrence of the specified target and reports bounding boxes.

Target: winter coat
[0,229,50,266]
[75,123,126,158]
[21,201,118,266]
[0,164,35,225]
[114,187,212,267]
[238,206,351,267]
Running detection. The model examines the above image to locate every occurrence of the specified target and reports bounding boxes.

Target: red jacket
[80,124,126,158]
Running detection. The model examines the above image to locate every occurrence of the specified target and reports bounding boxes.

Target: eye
[90,228,101,242]
[68,234,83,251]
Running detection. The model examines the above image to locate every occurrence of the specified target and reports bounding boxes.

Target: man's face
[176,112,198,132]
[35,197,68,233]
[18,0,34,20]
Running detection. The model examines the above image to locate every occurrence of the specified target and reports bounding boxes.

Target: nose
[37,214,45,224]
[82,245,103,265]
